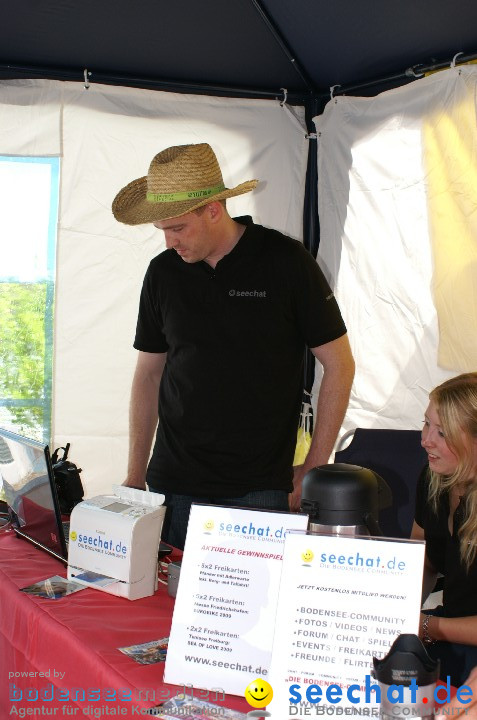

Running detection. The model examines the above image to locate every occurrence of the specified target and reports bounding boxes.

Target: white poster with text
[164,505,309,696]
[267,532,425,718]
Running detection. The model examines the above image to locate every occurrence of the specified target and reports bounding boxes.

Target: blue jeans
[150,488,289,551]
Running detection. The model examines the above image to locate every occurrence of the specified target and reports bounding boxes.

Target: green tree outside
[0,281,50,440]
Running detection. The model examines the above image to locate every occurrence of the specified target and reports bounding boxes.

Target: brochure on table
[267,532,426,718]
[164,505,309,696]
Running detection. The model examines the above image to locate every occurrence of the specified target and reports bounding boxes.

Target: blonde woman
[411,372,477,686]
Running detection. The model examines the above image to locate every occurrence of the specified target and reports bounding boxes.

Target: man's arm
[123,350,167,489]
[289,333,355,510]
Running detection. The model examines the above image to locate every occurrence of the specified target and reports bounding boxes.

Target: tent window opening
[0,156,59,446]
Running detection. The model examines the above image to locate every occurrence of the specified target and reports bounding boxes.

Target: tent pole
[301,97,327,429]
[0,63,309,104]
[302,97,328,259]
[317,51,477,99]
[250,0,316,94]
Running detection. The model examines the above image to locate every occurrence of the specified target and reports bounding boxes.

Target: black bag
[51,443,84,515]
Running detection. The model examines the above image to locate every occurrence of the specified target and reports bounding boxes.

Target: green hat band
[146,184,226,203]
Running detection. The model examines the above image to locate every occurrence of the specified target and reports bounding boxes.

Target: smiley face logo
[203,519,214,532]
[244,678,273,709]
[70,531,77,542]
[301,549,314,564]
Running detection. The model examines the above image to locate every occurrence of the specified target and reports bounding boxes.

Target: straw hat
[112,143,258,225]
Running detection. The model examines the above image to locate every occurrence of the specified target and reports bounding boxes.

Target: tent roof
[2,0,477,102]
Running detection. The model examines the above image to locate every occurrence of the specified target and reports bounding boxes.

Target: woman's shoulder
[416,464,431,495]
[415,465,435,526]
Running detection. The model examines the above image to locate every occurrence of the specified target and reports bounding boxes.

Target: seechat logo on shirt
[228,288,267,298]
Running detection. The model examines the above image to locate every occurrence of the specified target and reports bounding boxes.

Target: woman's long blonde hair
[427,372,477,569]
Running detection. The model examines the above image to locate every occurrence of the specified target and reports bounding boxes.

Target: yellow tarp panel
[423,72,477,372]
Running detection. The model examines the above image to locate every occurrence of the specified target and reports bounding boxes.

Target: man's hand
[289,464,306,511]
[122,476,146,490]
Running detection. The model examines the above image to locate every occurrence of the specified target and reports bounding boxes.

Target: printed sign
[267,531,425,718]
[164,505,309,696]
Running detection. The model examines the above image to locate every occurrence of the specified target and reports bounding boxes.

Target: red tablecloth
[0,525,250,718]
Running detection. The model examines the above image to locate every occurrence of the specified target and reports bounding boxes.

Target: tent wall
[2,67,476,495]
[314,66,477,438]
[0,79,309,496]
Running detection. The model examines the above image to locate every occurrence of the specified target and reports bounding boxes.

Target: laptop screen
[0,427,68,561]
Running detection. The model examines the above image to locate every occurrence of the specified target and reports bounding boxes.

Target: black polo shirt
[415,467,477,617]
[134,216,347,496]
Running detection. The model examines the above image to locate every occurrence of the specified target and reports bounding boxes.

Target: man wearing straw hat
[112,143,355,550]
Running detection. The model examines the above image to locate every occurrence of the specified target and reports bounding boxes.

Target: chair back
[334,428,427,539]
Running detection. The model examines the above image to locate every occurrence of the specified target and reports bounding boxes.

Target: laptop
[0,427,69,563]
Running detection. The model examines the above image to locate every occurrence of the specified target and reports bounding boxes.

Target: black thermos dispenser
[300,463,392,536]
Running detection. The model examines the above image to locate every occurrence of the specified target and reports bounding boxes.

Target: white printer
[67,485,166,600]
